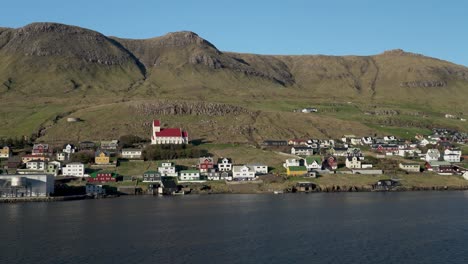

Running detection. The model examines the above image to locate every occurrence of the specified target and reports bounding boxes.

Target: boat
[273,191,284,194]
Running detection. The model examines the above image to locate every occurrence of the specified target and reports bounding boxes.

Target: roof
[153,120,160,127]
[90,171,116,178]
[428,161,451,166]
[217,157,232,163]
[156,128,183,137]
[144,170,160,175]
[305,157,321,164]
[180,170,200,174]
[293,146,313,150]
[122,148,142,152]
[288,166,307,171]
[400,163,420,166]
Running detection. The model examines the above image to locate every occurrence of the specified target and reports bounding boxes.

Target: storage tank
[11,176,26,187]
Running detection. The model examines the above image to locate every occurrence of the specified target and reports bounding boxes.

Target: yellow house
[0,146,11,158]
[286,166,308,176]
[95,151,110,165]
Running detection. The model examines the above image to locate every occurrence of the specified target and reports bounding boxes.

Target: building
[246,164,268,175]
[0,146,11,159]
[283,158,301,168]
[22,154,49,163]
[262,140,288,147]
[287,166,308,176]
[0,174,55,197]
[7,156,21,169]
[151,120,188,145]
[62,163,85,177]
[62,144,76,154]
[207,170,231,181]
[100,140,119,151]
[56,152,67,161]
[26,160,47,171]
[397,149,422,158]
[87,172,119,183]
[142,171,162,182]
[32,144,52,156]
[232,166,256,180]
[291,146,314,156]
[79,141,96,150]
[443,149,461,163]
[179,170,200,181]
[288,139,308,146]
[121,148,142,159]
[345,156,361,169]
[95,151,110,165]
[305,157,321,171]
[322,156,338,170]
[425,161,451,172]
[157,161,177,176]
[425,149,441,162]
[217,158,232,172]
[198,157,215,173]
[85,184,106,196]
[399,163,420,173]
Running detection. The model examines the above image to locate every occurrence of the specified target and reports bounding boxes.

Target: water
[1,192,468,264]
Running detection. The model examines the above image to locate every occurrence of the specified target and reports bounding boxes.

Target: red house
[87,172,120,183]
[32,143,53,156]
[197,157,214,173]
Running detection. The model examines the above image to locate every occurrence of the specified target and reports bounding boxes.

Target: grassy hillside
[0,22,467,142]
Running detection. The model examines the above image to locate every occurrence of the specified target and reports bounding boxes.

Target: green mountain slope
[0,22,466,142]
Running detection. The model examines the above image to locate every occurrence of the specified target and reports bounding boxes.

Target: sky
[1,0,467,66]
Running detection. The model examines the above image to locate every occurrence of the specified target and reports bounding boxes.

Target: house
[397,149,422,158]
[304,157,321,171]
[246,164,268,175]
[0,146,11,159]
[0,174,55,197]
[86,184,106,196]
[56,152,67,161]
[347,148,364,160]
[79,141,96,150]
[399,163,420,173]
[46,163,59,176]
[361,137,373,145]
[425,161,451,172]
[142,171,162,182]
[62,144,76,154]
[87,172,120,183]
[62,163,85,177]
[232,166,256,180]
[262,140,288,147]
[331,147,348,157]
[95,151,110,165]
[217,158,232,172]
[206,170,231,181]
[151,120,188,145]
[345,156,361,169]
[350,138,362,146]
[291,146,314,156]
[26,160,47,171]
[283,158,301,168]
[383,136,396,142]
[322,156,338,170]
[121,148,142,159]
[319,139,334,148]
[287,166,308,176]
[425,149,441,162]
[100,140,119,151]
[288,139,308,146]
[443,149,461,163]
[341,135,356,143]
[157,161,177,176]
[7,156,21,169]
[179,170,200,181]
[198,157,215,173]
[301,108,318,113]
[32,144,52,156]
[372,144,399,154]
[22,154,49,163]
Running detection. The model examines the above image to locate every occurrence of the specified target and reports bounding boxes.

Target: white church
[151,120,189,145]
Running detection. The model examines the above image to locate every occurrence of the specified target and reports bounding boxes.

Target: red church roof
[153,120,160,127]
[156,128,183,137]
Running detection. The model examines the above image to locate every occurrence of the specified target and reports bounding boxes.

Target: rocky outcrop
[400,80,447,88]
[130,100,254,116]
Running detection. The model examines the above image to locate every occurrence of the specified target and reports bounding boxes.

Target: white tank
[11,177,26,187]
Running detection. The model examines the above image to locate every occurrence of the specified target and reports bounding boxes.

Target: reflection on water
[1,192,468,264]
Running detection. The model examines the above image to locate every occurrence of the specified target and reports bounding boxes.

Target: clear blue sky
[1,0,467,66]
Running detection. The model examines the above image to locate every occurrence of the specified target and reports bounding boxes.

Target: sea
[1,192,468,264]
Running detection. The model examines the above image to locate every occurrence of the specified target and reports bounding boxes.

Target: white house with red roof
[151,120,189,145]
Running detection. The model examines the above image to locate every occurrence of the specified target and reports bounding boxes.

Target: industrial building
[0,174,55,197]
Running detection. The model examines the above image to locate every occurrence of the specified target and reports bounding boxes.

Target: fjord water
[2,193,468,264]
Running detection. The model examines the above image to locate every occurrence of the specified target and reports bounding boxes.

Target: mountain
[0,22,467,142]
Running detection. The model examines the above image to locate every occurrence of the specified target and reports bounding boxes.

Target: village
[0,119,467,199]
